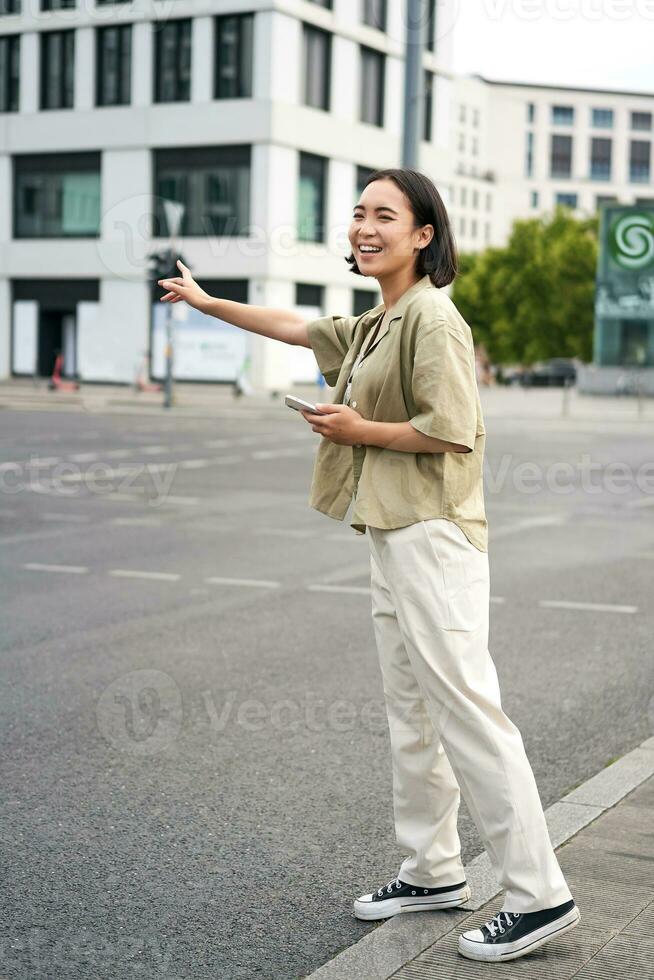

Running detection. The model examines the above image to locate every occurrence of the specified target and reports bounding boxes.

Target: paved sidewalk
[391,773,654,979]
[308,739,654,980]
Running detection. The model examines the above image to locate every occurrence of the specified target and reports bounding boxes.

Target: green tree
[453,208,598,365]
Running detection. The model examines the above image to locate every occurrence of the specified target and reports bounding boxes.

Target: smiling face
[348,178,434,280]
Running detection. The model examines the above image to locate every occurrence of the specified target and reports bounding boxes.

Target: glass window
[303,24,331,111]
[353,288,380,316]
[527,102,535,123]
[460,186,467,206]
[631,111,652,131]
[215,14,253,99]
[423,70,433,142]
[472,107,479,127]
[591,107,613,128]
[96,25,131,106]
[298,151,326,242]
[551,105,574,126]
[530,190,539,208]
[0,33,19,111]
[555,192,577,208]
[470,218,477,238]
[14,152,101,237]
[472,189,479,209]
[154,19,191,103]
[362,0,386,31]
[40,30,74,109]
[550,133,572,178]
[595,195,617,210]
[525,130,534,177]
[458,132,465,152]
[459,103,466,124]
[356,164,374,199]
[154,145,251,237]
[360,45,384,126]
[590,137,612,181]
[485,193,491,211]
[307,0,332,6]
[41,0,75,8]
[425,0,436,52]
[459,216,466,235]
[629,140,651,183]
[296,283,324,309]
[0,0,21,12]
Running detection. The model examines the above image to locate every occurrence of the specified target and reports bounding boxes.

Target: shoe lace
[377,877,402,898]
[484,911,521,937]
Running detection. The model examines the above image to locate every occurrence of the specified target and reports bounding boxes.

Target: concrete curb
[305,735,654,980]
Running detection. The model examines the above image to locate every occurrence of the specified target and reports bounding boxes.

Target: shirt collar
[368,274,434,324]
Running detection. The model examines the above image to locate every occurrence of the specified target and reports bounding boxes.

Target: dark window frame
[96,23,131,106]
[298,151,327,243]
[40,29,75,110]
[302,22,331,111]
[360,44,384,127]
[153,144,251,238]
[13,151,101,238]
[153,17,192,103]
[0,31,20,111]
[214,12,254,100]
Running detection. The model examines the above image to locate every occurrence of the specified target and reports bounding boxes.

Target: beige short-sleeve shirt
[305,275,488,552]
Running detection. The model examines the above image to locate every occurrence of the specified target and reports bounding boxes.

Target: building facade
[0,0,456,387]
[1,1,652,387]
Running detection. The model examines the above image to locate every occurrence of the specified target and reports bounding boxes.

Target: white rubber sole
[458,904,581,961]
[354,885,472,921]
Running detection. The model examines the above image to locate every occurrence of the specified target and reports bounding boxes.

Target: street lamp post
[148,200,186,409]
[402,0,426,168]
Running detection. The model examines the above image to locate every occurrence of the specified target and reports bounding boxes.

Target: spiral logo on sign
[609,212,654,270]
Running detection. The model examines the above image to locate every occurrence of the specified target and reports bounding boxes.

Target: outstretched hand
[158,260,212,313]
[300,403,368,446]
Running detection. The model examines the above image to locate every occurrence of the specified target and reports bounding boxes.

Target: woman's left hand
[300,404,367,446]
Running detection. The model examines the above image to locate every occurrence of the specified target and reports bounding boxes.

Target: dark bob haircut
[345,168,458,288]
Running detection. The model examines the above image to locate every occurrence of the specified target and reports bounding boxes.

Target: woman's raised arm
[159,260,311,348]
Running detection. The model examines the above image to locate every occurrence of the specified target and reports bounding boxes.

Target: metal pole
[163,294,173,409]
[402,0,426,168]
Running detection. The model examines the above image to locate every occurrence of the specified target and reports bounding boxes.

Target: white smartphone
[285,395,326,415]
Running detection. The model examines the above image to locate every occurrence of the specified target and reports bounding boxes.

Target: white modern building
[456,75,654,245]
[0,0,458,388]
[1,0,652,388]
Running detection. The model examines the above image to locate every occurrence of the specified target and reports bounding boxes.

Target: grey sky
[450,0,654,93]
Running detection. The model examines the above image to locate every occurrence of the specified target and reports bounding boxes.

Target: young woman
[158,168,580,964]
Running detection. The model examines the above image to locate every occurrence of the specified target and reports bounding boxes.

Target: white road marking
[30,457,60,467]
[109,569,181,582]
[252,448,304,460]
[103,449,134,459]
[205,576,281,589]
[68,452,99,462]
[0,462,21,471]
[255,528,314,539]
[109,517,163,527]
[491,514,565,540]
[40,513,90,523]
[179,459,211,469]
[490,596,506,604]
[212,456,243,465]
[2,529,69,545]
[539,599,638,614]
[142,445,168,455]
[627,495,654,509]
[307,584,371,596]
[203,439,232,449]
[23,562,88,574]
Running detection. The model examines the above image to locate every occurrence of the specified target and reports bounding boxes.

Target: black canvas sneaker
[353,876,471,921]
[458,898,581,961]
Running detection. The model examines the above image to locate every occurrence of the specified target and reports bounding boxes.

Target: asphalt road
[0,401,653,980]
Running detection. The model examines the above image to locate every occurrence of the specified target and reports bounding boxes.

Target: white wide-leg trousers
[366,517,573,914]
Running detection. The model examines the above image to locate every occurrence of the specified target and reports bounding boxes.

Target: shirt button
[352,400,357,408]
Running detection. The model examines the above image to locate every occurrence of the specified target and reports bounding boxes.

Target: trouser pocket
[421,519,489,632]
